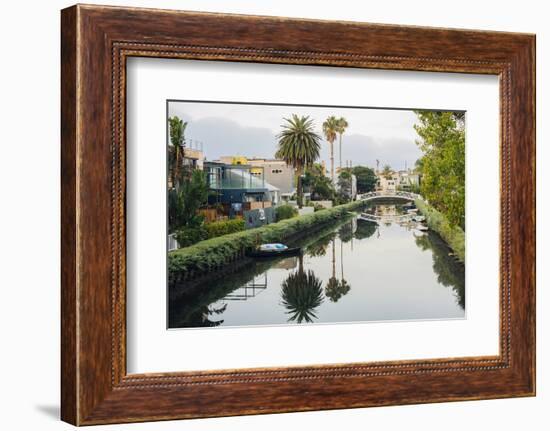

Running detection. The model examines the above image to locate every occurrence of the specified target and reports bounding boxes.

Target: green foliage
[414,232,465,309]
[175,225,208,248]
[204,219,245,239]
[302,163,335,201]
[351,166,377,193]
[382,164,393,179]
[325,278,351,303]
[167,116,187,188]
[168,168,208,233]
[414,111,465,229]
[336,170,353,203]
[168,200,365,283]
[281,270,324,323]
[276,114,322,208]
[415,198,465,262]
[275,204,298,221]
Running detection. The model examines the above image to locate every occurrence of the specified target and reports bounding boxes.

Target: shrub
[276,204,298,221]
[205,219,245,239]
[168,200,365,284]
[175,225,208,247]
[415,198,465,262]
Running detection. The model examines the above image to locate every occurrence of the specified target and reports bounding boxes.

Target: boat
[413,215,426,222]
[417,224,429,231]
[247,243,302,258]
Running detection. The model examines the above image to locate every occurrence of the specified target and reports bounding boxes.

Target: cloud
[185,117,279,160]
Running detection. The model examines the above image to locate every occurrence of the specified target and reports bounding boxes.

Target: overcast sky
[168,101,424,171]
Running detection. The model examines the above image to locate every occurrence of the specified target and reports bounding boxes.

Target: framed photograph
[61,4,535,425]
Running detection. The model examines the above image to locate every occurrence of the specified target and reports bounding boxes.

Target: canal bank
[169,203,465,329]
[414,198,465,262]
[168,200,366,284]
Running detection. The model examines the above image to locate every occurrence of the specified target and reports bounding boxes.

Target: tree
[302,163,335,201]
[276,114,321,208]
[336,170,353,203]
[322,116,339,182]
[414,111,465,229]
[382,164,393,180]
[351,166,377,193]
[336,117,349,171]
[168,168,208,232]
[168,116,187,188]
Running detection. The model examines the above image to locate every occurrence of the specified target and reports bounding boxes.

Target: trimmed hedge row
[205,218,245,238]
[415,198,465,262]
[168,200,365,284]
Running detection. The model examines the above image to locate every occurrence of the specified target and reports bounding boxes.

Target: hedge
[205,218,245,239]
[275,204,298,221]
[415,198,465,262]
[168,200,365,284]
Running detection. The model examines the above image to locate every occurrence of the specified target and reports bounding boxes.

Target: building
[397,170,420,190]
[182,147,205,170]
[219,156,295,195]
[377,172,399,192]
[204,161,280,228]
[376,169,421,193]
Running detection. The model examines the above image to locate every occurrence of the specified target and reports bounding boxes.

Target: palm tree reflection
[184,303,228,328]
[281,270,324,323]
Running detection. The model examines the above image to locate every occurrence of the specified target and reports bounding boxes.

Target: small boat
[407,208,418,214]
[247,243,302,258]
[413,215,426,222]
[417,224,429,231]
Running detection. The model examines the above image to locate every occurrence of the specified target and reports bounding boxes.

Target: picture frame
[61,4,535,425]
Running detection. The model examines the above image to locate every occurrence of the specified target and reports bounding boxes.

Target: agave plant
[281,270,324,324]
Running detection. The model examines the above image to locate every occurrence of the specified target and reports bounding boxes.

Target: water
[168,203,465,329]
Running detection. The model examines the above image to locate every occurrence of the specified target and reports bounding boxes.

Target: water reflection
[281,270,324,323]
[168,203,465,329]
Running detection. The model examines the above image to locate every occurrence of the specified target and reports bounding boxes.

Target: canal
[168,202,465,329]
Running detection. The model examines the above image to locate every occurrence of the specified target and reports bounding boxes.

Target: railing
[360,191,422,201]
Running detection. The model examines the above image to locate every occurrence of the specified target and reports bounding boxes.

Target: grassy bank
[415,198,465,262]
[168,200,365,283]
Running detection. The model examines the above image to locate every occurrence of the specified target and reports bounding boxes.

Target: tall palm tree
[336,117,349,171]
[168,116,187,189]
[322,116,339,182]
[276,114,321,208]
[382,164,393,180]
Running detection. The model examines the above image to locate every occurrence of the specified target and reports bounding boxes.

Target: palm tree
[276,114,321,208]
[168,116,187,189]
[281,270,324,323]
[336,117,349,171]
[382,164,393,180]
[323,116,339,182]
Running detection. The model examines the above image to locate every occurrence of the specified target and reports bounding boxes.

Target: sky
[168,101,424,171]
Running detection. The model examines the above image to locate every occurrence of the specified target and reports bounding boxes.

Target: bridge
[359,190,422,202]
[358,191,424,224]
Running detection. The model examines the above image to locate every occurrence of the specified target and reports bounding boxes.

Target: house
[204,161,280,228]
[377,172,399,192]
[397,170,420,190]
[219,156,296,195]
